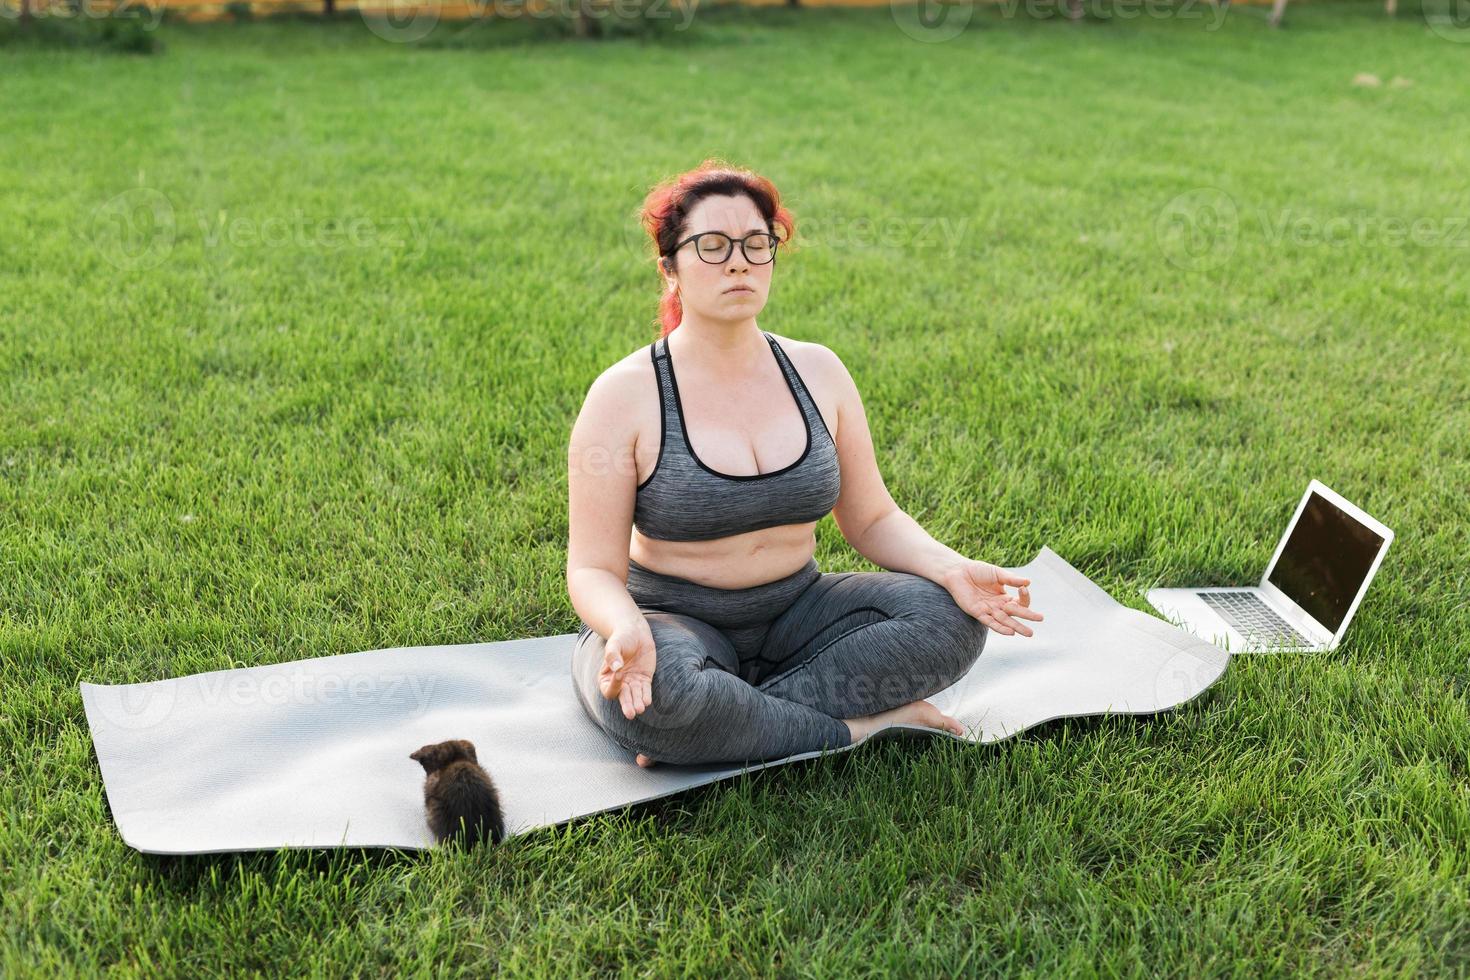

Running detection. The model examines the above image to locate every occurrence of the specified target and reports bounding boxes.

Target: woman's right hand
[598,615,657,720]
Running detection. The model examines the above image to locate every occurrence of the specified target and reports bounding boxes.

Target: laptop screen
[1266,491,1386,633]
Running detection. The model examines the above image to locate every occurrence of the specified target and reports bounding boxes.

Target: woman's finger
[994,609,1033,636]
[990,592,1040,619]
[980,613,1015,636]
[1007,602,1045,622]
[981,602,1024,632]
[966,604,999,631]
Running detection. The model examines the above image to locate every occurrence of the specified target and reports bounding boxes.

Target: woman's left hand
[938,560,1044,637]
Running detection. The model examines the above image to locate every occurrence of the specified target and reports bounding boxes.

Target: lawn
[2,2,1467,974]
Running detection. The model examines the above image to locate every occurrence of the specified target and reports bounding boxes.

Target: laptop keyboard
[1197,591,1312,649]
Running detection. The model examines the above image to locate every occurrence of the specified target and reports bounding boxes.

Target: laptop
[1146,479,1394,653]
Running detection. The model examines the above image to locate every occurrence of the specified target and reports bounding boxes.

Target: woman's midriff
[629,522,820,591]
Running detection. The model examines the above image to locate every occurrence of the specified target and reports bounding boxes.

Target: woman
[567,159,1042,769]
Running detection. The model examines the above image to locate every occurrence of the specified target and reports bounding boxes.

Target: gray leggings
[571,557,989,766]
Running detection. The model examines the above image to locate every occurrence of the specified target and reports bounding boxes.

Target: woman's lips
[725,286,753,294]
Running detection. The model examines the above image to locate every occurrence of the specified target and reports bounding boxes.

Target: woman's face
[663,193,775,324]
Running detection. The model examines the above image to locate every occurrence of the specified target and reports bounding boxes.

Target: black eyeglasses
[667,231,780,266]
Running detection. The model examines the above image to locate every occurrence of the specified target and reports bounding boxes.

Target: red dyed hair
[637,158,797,339]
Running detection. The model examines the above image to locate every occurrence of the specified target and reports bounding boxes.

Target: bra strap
[650,336,680,428]
[764,332,821,425]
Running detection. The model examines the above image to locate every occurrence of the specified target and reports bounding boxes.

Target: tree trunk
[1065,0,1084,19]
[324,0,336,14]
[574,0,599,37]
[1384,0,1396,15]
[1268,0,1287,26]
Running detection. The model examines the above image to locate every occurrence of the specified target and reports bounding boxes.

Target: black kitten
[408,739,506,846]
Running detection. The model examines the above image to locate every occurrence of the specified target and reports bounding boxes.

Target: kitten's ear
[460,740,479,764]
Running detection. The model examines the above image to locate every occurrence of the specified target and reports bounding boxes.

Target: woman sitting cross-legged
[566,159,1043,768]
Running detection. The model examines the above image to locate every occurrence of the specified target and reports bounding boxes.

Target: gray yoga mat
[80,546,1230,854]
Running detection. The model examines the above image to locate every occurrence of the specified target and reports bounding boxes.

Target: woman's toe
[636,753,656,768]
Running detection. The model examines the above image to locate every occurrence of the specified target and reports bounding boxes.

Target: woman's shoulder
[606,336,659,372]
[580,339,660,415]
[765,332,849,389]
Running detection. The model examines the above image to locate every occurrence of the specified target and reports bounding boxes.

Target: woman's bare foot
[844,700,965,742]
[635,753,656,768]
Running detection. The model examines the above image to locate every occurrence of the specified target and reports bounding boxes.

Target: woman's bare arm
[566,367,646,639]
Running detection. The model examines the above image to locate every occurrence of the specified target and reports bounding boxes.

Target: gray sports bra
[632,331,842,542]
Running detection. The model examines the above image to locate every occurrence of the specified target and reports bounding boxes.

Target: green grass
[3,2,1468,974]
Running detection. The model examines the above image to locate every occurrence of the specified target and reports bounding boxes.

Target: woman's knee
[575,618,729,761]
[900,576,989,685]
